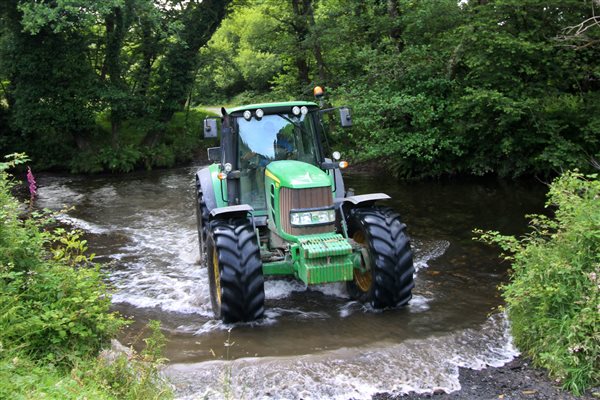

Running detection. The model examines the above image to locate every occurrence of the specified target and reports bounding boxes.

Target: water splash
[164,313,518,400]
[413,239,450,271]
[36,173,452,341]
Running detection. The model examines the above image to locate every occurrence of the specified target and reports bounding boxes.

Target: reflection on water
[35,167,546,398]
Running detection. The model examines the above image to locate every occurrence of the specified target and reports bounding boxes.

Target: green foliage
[475,171,600,394]
[1,0,229,172]
[2,0,600,176]
[1,164,125,364]
[0,322,172,400]
[199,0,600,179]
[70,108,211,173]
[76,321,171,400]
[17,0,122,34]
[0,156,171,398]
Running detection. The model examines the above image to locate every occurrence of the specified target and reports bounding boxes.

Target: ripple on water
[163,313,518,400]
[37,175,450,321]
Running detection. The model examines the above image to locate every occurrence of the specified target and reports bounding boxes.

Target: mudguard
[342,193,391,205]
[209,204,254,220]
[339,193,391,216]
[196,167,217,212]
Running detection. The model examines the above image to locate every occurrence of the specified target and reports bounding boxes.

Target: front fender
[196,165,227,212]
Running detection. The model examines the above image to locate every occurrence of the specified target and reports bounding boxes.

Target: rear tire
[207,218,265,323]
[346,206,415,308]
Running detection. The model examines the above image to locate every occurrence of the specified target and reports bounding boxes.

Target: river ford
[35,166,547,399]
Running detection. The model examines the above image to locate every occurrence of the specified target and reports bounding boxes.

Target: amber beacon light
[313,86,324,99]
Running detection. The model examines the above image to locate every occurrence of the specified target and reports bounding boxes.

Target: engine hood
[265,160,331,189]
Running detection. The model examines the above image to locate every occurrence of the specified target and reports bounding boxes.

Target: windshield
[236,112,320,209]
[237,113,319,166]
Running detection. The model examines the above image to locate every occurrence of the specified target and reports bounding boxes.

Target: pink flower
[27,166,37,202]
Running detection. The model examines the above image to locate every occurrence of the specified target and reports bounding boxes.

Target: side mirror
[207,147,221,163]
[204,118,217,138]
[339,107,352,127]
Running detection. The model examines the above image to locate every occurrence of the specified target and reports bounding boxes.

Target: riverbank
[376,356,598,400]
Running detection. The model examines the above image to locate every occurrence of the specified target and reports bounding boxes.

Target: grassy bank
[476,171,600,394]
[0,154,172,399]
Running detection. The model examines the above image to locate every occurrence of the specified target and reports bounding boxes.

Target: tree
[0,0,230,168]
[142,0,230,146]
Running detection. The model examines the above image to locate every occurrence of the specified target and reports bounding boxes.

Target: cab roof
[226,101,318,115]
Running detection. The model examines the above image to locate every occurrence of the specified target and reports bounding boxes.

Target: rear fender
[342,193,391,208]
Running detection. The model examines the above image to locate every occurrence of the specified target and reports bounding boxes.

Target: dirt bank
[375,357,598,400]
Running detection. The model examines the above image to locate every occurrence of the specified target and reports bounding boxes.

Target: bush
[476,171,600,394]
[70,108,212,173]
[0,322,172,400]
[0,154,172,398]
[1,155,124,363]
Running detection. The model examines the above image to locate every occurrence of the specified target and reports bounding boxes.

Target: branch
[555,2,600,49]
[564,16,600,36]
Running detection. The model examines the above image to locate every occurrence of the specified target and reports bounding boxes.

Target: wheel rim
[212,247,221,306]
[352,230,372,292]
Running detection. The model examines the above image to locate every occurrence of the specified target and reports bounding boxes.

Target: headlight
[243,110,252,120]
[290,208,336,226]
[255,108,264,118]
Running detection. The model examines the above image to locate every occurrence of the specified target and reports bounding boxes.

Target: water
[35,167,547,399]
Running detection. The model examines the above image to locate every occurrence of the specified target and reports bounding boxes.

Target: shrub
[0,154,171,399]
[70,108,212,173]
[1,154,125,364]
[475,171,600,394]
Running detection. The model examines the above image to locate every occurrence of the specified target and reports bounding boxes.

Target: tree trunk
[141,0,230,147]
[388,0,403,51]
[306,1,327,84]
[103,4,132,148]
[135,18,157,99]
[291,0,311,87]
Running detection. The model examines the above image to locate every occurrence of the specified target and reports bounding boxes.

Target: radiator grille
[280,187,334,235]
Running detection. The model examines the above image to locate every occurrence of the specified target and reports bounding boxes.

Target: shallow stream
[36,166,547,399]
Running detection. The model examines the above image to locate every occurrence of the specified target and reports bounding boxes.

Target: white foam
[309,282,348,298]
[408,294,431,313]
[338,301,364,318]
[164,313,518,400]
[413,239,450,271]
[36,182,84,208]
[264,279,306,299]
[55,214,112,234]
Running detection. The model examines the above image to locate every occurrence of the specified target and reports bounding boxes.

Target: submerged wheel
[346,206,415,308]
[207,218,265,323]
[195,187,210,262]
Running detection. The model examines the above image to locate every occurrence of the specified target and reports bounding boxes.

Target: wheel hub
[352,231,373,293]
[213,249,221,306]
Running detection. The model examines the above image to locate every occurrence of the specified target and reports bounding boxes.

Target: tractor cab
[196,93,414,323]
[231,102,323,210]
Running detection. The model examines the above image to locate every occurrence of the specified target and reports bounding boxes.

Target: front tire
[346,207,415,308]
[207,219,265,323]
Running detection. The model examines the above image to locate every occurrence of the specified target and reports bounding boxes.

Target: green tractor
[196,95,414,323]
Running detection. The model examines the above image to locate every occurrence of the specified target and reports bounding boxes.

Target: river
[35,166,547,399]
